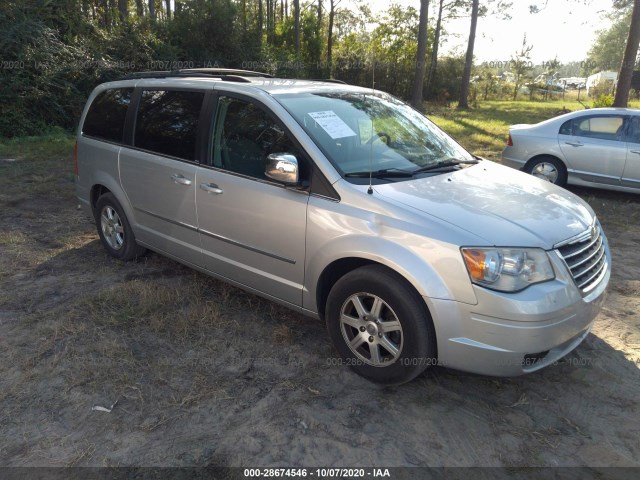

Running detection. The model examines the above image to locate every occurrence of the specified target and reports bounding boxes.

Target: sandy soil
[0,155,638,468]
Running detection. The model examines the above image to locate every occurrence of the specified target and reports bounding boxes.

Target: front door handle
[630,150,640,155]
[565,141,584,147]
[171,174,192,185]
[200,183,223,194]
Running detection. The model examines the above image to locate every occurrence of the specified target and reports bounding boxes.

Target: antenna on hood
[367,59,375,195]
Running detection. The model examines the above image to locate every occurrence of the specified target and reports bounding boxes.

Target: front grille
[556,223,607,294]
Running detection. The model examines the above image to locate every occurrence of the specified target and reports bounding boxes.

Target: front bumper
[428,248,610,376]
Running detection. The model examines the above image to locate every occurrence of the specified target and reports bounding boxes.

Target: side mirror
[265,153,299,185]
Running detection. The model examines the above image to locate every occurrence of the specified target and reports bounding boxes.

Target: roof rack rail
[311,78,348,84]
[119,68,273,81]
[180,68,273,78]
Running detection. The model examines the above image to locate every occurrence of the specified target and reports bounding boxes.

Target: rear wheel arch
[524,154,568,186]
[94,192,146,260]
[90,184,112,213]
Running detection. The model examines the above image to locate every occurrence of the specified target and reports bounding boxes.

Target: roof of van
[116,69,371,95]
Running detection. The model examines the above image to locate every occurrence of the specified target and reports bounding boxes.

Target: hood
[373,160,595,249]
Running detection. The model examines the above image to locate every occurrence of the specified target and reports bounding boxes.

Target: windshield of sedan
[276,90,474,180]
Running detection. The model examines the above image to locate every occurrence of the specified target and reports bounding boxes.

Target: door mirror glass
[265,153,299,185]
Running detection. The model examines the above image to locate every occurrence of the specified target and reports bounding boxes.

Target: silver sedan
[502,107,640,193]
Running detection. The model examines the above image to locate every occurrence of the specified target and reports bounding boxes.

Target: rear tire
[95,193,146,261]
[525,156,567,186]
[326,265,437,385]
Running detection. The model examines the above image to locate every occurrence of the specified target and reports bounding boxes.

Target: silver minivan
[75,69,611,385]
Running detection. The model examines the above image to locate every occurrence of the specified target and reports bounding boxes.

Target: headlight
[461,247,554,292]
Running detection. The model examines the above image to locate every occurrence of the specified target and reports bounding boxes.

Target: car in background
[502,108,640,193]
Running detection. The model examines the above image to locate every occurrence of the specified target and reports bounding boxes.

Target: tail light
[74,141,78,176]
[507,134,513,147]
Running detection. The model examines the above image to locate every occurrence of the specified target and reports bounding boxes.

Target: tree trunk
[273,0,277,42]
[118,0,127,23]
[411,0,430,108]
[458,0,479,109]
[294,0,300,54]
[107,0,117,29]
[135,0,144,16]
[426,0,444,98]
[614,0,640,107]
[258,0,264,45]
[266,0,272,44]
[149,0,155,20]
[242,0,247,31]
[164,0,171,20]
[327,0,335,76]
[99,0,108,28]
[318,0,323,65]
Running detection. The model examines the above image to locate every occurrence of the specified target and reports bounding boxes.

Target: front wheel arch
[325,264,438,384]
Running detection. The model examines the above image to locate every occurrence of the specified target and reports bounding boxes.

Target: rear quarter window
[82,88,133,142]
[559,119,573,135]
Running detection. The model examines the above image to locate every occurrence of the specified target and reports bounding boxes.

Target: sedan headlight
[461,247,554,292]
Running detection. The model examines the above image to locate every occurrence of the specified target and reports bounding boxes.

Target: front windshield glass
[276,90,474,177]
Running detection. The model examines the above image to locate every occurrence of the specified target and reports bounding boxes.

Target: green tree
[585,10,633,74]
[425,0,466,99]
[510,34,533,100]
[456,0,513,107]
[474,64,498,100]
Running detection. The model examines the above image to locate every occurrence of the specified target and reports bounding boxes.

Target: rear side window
[134,90,205,161]
[560,115,626,141]
[83,88,133,142]
[629,117,640,143]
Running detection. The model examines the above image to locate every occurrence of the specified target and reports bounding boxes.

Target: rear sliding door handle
[565,141,584,147]
[630,150,640,155]
[171,174,192,185]
[199,183,223,194]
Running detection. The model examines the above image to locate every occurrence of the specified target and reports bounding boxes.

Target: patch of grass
[0,127,75,160]
[0,230,28,246]
[0,137,76,201]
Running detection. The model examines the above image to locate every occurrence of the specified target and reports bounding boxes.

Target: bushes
[0,2,163,137]
[593,94,614,108]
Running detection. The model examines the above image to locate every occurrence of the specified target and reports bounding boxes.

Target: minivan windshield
[276,91,475,180]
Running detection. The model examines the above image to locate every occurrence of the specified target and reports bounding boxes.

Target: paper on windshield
[308,111,356,139]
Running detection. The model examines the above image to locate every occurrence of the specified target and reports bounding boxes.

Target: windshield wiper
[413,158,480,173]
[344,168,415,178]
[345,159,480,179]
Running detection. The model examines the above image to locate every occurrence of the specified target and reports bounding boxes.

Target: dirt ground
[0,151,639,469]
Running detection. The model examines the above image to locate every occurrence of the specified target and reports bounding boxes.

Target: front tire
[95,193,146,261]
[525,156,567,186]
[326,265,437,385]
